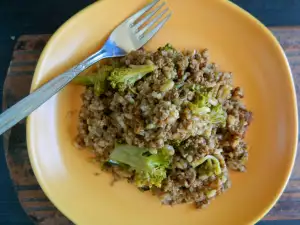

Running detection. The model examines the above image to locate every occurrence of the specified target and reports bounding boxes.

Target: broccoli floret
[191,155,222,175]
[188,91,227,126]
[158,43,175,51]
[72,65,113,96]
[108,64,155,92]
[188,93,211,115]
[210,104,227,125]
[109,144,171,188]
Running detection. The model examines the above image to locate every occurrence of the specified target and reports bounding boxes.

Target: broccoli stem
[109,144,171,188]
[72,73,98,85]
[72,65,113,96]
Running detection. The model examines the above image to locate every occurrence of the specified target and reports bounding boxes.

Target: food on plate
[74,44,252,208]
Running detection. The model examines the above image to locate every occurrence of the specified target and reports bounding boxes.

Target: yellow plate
[27,0,298,224]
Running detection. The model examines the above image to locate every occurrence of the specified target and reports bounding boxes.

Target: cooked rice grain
[75,46,252,208]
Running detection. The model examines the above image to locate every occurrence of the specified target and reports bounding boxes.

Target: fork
[0,0,171,135]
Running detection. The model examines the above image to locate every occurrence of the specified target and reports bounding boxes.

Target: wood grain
[3,30,300,223]
[3,35,73,225]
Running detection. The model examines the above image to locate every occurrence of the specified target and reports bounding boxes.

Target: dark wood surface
[3,29,300,224]
[3,35,73,225]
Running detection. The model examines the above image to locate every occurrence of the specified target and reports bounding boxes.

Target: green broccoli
[109,144,171,188]
[72,65,113,96]
[188,91,227,126]
[72,74,97,86]
[191,155,222,176]
[158,43,175,51]
[210,104,227,125]
[108,64,155,92]
[188,93,211,115]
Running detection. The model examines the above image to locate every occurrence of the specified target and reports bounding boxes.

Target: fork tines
[129,0,171,40]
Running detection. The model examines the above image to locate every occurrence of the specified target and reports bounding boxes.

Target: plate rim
[26,0,299,224]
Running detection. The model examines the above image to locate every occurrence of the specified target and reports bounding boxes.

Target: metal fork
[0,0,171,135]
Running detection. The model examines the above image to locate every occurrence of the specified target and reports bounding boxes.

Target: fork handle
[0,48,110,135]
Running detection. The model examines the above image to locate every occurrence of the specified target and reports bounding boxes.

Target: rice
[75,45,252,208]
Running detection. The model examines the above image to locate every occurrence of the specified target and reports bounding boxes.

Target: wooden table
[3,28,300,224]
